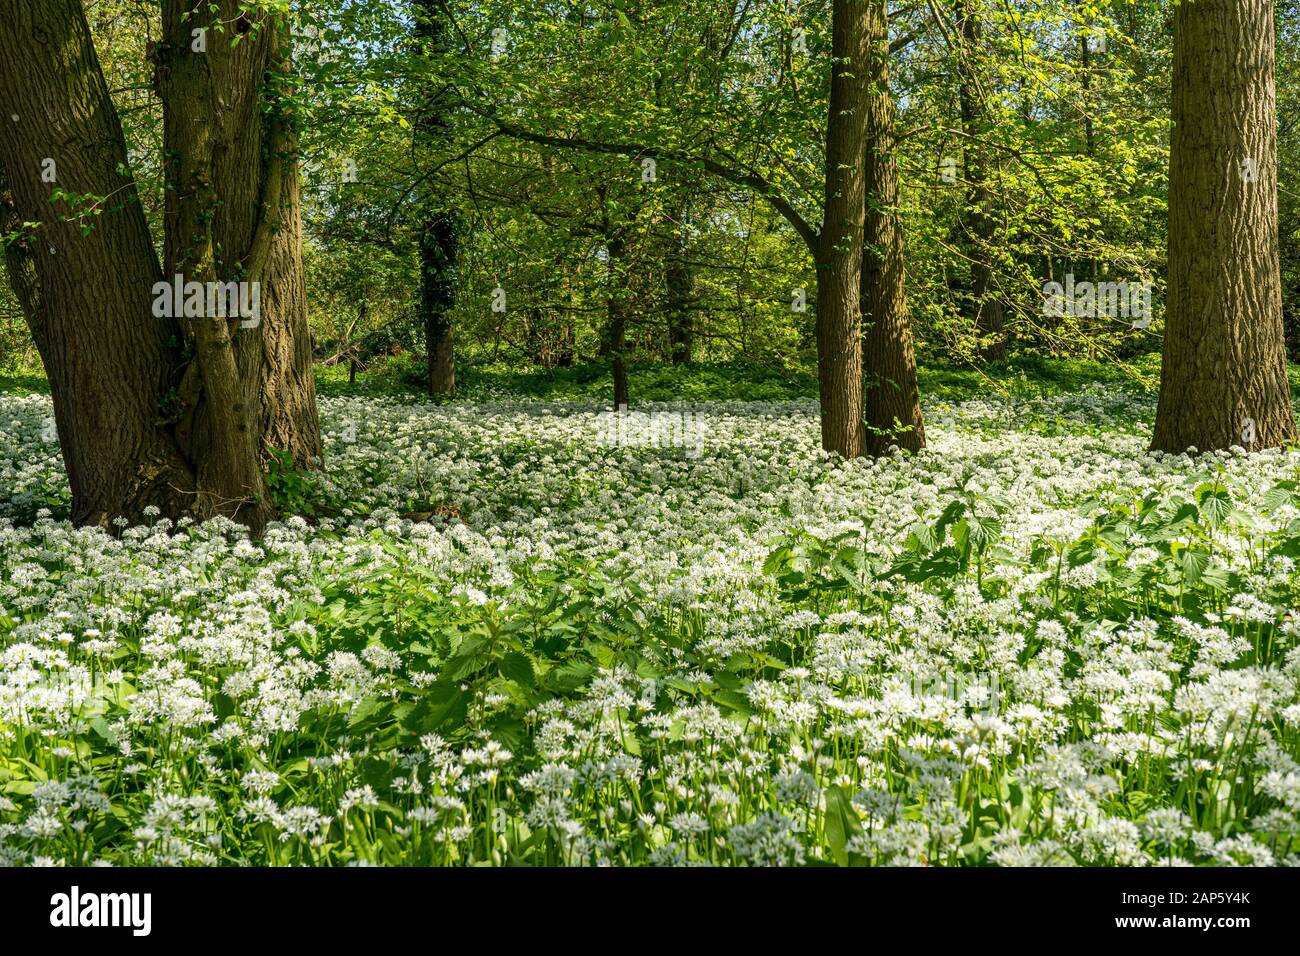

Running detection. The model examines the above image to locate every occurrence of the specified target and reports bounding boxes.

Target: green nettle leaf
[1262,481,1299,511]
[1181,548,1208,585]
[499,651,536,687]
[1196,489,1232,529]
[1273,535,1300,559]
[933,500,967,543]
[712,688,754,715]
[762,545,792,577]
[402,681,470,735]
[907,522,938,554]
[347,695,384,729]
[547,660,597,693]
[967,514,1003,552]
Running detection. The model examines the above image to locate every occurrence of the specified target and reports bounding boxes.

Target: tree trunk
[954,0,1005,362]
[159,3,322,478]
[666,255,694,364]
[414,0,459,399]
[861,1,925,456]
[0,172,42,363]
[666,215,694,364]
[558,275,577,367]
[1152,0,1297,452]
[606,235,630,408]
[255,139,322,469]
[0,0,196,527]
[815,0,870,459]
[420,212,457,397]
[159,0,270,528]
[0,0,321,531]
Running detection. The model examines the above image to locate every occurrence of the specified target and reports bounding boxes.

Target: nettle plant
[1059,475,1300,622]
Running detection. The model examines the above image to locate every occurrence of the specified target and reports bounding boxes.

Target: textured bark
[159,0,269,528]
[185,3,319,474]
[0,0,196,526]
[815,0,870,459]
[256,141,322,468]
[954,0,1005,362]
[860,1,925,456]
[1153,0,1297,452]
[414,0,459,398]
[166,2,322,509]
[0,0,320,531]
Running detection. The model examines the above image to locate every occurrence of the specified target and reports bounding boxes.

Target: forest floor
[1,356,1299,864]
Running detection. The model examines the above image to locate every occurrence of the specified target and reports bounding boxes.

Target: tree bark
[159,0,270,528]
[420,211,457,397]
[157,2,322,525]
[414,0,459,398]
[0,0,321,531]
[255,129,322,469]
[0,172,43,360]
[861,1,925,455]
[0,0,196,526]
[1153,0,1297,452]
[815,0,871,459]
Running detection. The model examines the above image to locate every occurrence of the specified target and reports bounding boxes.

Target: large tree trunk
[414,0,459,398]
[860,1,925,456]
[0,0,196,527]
[256,145,322,468]
[815,0,871,459]
[0,0,320,531]
[166,4,320,486]
[1152,0,1297,452]
[159,0,270,528]
[954,0,1005,362]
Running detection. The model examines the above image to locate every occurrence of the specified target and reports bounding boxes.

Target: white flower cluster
[0,383,1298,866]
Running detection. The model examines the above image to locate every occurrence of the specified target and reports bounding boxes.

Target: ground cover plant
[2,362,1298,866]
[4,1,1300,880]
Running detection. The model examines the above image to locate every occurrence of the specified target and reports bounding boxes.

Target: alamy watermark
[50,886,151,936]
[152,274,261,329]
[1042,273,1152,329]
[596,405,706,457]
[910,671,1001,715]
